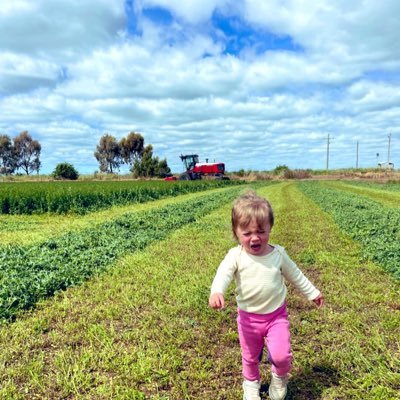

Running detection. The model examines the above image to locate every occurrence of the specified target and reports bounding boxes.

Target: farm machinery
[165,154,229,180]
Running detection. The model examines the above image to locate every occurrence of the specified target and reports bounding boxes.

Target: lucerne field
[0,179,399,399]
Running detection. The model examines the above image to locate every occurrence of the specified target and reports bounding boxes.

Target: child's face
[235,219,272,256]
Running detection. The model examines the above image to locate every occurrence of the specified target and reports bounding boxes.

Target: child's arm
[279,247,323,305]
[209,247,238,310]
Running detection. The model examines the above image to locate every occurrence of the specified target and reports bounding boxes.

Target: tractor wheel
[179,173,191,180]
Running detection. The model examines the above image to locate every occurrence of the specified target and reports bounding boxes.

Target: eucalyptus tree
[119,131,144,168]
[13,131,41,175]
[94,134,122,173]
[0,134,17,175]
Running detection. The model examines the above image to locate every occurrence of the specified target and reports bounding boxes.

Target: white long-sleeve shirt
[210,244,320,314]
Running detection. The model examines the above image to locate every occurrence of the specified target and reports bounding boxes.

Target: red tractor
[165,154,229,180]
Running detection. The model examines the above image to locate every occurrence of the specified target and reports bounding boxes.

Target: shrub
[283,169,311,179]
[52,163,79,180]
[273,165,290,175]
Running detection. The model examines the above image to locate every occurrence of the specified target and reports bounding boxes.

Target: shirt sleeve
[210,247,238,295]
[279,247,320,301]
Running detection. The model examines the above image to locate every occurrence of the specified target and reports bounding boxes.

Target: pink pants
[237,302,292,381]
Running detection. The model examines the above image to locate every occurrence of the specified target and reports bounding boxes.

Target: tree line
[0,130,171,178]
[94,132,171,178]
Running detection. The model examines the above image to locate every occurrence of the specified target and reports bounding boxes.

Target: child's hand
[209,293,225,309]
[313,293,324,308]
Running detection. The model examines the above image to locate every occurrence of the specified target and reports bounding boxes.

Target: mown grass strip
[0,179,242,215]
[320,180,400,208]
[0,186,247,322]
[344,180,400,192]
[0,182,398,399]
[298,181,400,279]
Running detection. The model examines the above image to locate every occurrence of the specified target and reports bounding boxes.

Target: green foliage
[0,134,17,175]
[273,164,289,175]
[119,131,144,165]
[298,181,400,278]
[94,134,121,173]
[131,144,171,178]
[0,179,241,215]
[94,133,171,178]
[235,169,246,177]
[0,187,244,321]
[12,131,41,175]
[156,158,171,178]
[52,162,79,180]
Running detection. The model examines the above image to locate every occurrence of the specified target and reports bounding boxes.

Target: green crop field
[0,180,398,399]
[0,179,241,215]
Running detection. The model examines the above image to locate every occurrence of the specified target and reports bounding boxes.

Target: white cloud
[0,0,399,173]
[0,53,61,94]
[0,0,125,56]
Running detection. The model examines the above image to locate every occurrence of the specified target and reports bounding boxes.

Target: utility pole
[387,133,392,163]
[356,141,359,169]
[326,134,331,170]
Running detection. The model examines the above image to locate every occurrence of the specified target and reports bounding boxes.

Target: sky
[1,0,399,174]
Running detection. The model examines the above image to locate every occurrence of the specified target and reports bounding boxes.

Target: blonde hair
[231,190,274,240]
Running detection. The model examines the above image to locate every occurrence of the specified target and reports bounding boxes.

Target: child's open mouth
[250,244,261,251]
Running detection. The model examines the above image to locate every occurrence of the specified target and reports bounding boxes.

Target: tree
[94,134,121,173]
[273,164,290,176]
[156,158,171,178]
[131,144,171,178]
[0,134,17,175]
[52,162,79,180]
[119,132,144,167]
[131,145,153,177]
[13,131,41,175]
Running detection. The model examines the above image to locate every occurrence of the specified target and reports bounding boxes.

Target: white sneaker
[242,379,261,400]
[268,372,288,400]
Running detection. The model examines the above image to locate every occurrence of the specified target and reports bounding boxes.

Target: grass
[0,182,399,399]
[267,183,399,399]
[319,180,400,208]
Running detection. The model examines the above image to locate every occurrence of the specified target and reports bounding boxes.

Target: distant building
[378,161,394,170]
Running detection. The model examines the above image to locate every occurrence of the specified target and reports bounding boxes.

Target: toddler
[209,190,323,400]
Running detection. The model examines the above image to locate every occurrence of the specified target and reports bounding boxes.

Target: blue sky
[0,0,399,174]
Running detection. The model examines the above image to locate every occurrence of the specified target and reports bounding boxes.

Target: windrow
[298,181,400,279]
[341,180,400,193]
[0,180,242,215]
[0,186,246,322]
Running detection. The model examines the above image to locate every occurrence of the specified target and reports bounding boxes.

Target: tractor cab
[180,154,199,171]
